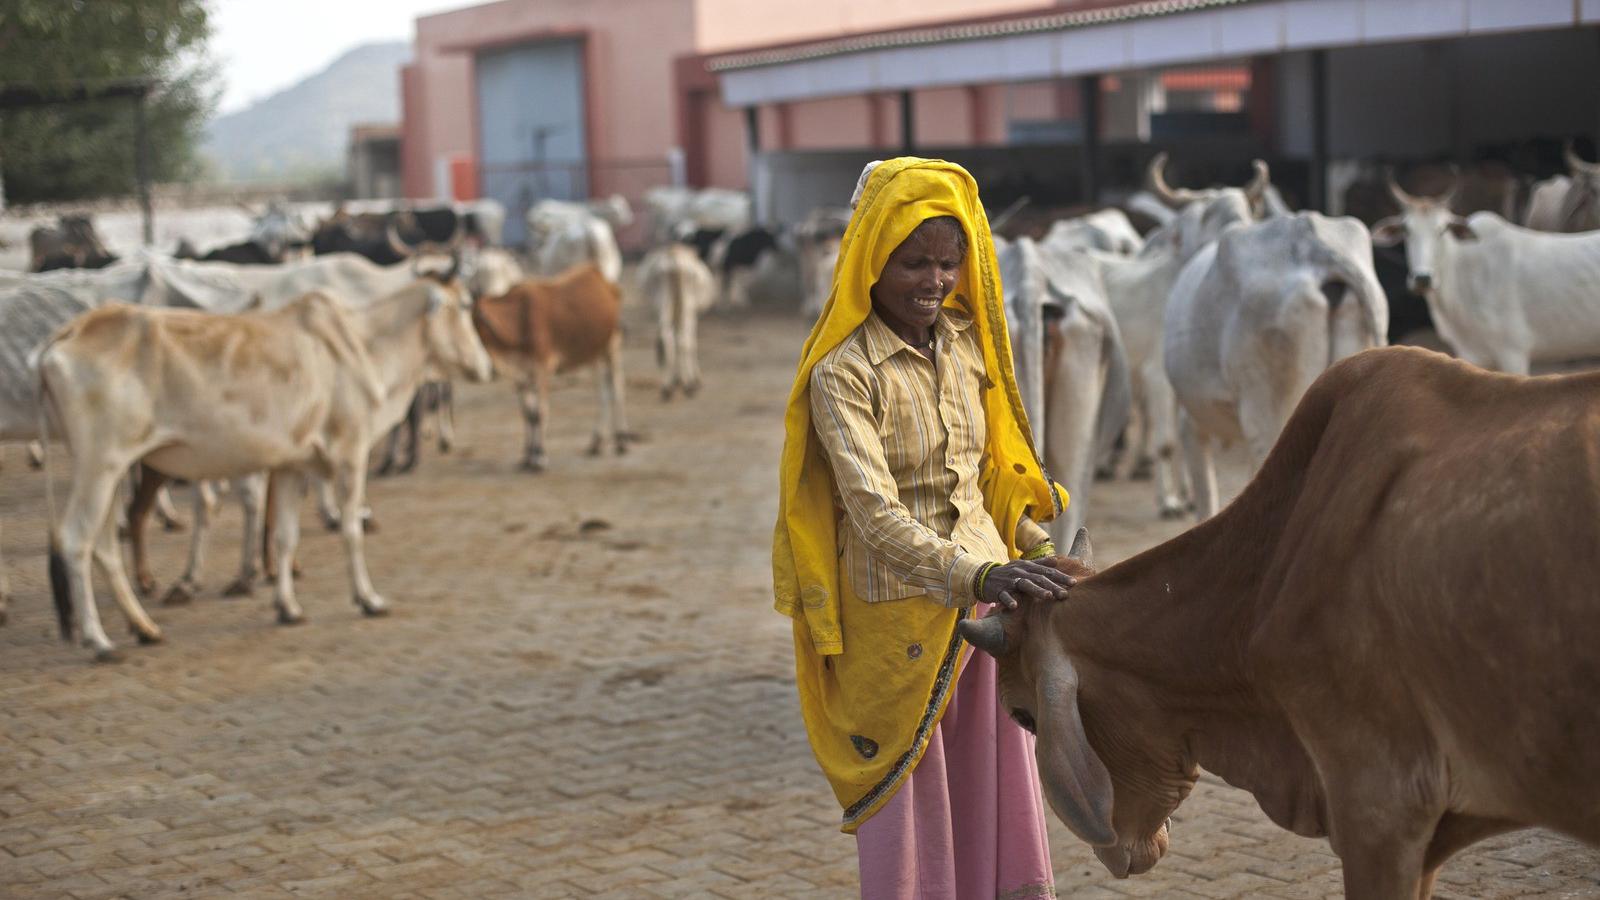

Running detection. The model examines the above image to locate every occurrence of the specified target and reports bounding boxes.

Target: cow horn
[1146,152,1189,208]
[386,220,415,259]
[1565,140,1600,177]
[1442,165,1461,209]
[1385,168,1417,208]
[956,614,1008,657]
[1244,159,1270,204]
[1067,527,1093,568]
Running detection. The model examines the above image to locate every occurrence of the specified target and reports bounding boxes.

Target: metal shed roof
[712,0,1599,106]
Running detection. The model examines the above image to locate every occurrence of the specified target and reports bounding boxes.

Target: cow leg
[56,464,130,660]
[1043,330,1104,546]
[399,389,422,473]
[1145,371,1187,518]
[435,383,455,453]
[270,470,307,625]
[603,332,630,454]
[519,378,547,472]
[1414,814,1519,899]
[1177,410,1219,521]
[680,295,701,398]
[125,463,169,596]
[658,304,680,401]
[92,515,162,645]
[314,476,373,532]
[333,458,387,617]
[154,483,185,533]
[162,481,213,606]
[222,474,266,597]
[27,440,44,469]
[376,413,406,477]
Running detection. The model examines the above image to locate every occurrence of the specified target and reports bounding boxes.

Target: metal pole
[134,90,153,245]
[1309,48,1328,212]
[1079,75,1101,205]
[900,90,915,155]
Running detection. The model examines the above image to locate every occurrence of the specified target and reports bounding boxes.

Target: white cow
[1164,212,1388,519]
[37,272,495,661]
[998,236,1131,543]
[1041,209,1143,257]
[795,206,851,319]
[1523,143,1600,233]
[638,243,716,400]
[531,213,622,284]
[1093,185,1262,517]
[1376,175,1600,375]
[643,186,751,245]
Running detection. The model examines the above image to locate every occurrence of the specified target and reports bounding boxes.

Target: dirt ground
[0,300,1596,899]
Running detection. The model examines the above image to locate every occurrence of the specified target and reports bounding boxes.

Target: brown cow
[959,346,1600,899]
[473,263,631,471]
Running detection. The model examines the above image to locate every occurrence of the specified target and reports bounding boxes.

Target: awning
[713,0,1596,106]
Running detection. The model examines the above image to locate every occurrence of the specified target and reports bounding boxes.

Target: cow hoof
[160,519,186,534]
[358,600,390,618]
[439,438,453,454]
[1129,460,1155,481]
[93,647,125,664]
[221,578,254,598]
[321,518,340,533]
[162,583,196,606]
[1158,507,1187,521]
[0,606,8,628]
[520,459,546,474]
[134,628,163,646]
[614,442,628,457]
[362,517,380,535]
[586,439,604,457]
[276,609,305,626]
[1093,466,1117,482]
[136,577,157,597]
[660,387,675,402]
[684,383,701,398]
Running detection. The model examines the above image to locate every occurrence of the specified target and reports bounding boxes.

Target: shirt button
[907,643,923,660]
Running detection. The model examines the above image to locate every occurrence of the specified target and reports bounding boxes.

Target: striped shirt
[809,307,1051,607]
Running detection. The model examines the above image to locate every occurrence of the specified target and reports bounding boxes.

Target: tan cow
[638,243,715,401]
[960,346,1600,899]
[38,271,494,662]
[473,263,630,471]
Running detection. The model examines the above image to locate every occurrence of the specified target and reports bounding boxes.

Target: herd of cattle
[7,151,1600,896]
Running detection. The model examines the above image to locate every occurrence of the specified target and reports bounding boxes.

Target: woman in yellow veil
[773,158,1073,898]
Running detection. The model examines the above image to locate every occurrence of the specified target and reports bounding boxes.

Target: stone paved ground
[1,308,1596,899]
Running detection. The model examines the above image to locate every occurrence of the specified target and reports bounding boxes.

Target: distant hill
[203,41,411,182]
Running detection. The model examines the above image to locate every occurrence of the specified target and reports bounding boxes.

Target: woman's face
[871,220,966,336]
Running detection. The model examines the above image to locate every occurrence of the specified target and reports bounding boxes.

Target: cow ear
[1446,218,1478,242]
[1370,217,1405,247]
[1036,662,1118,847]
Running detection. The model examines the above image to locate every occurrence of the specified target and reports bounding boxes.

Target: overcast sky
[210,0,467,114]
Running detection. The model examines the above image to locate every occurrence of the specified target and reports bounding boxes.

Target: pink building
[401,0,1048,243]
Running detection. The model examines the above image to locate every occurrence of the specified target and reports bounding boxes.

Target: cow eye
[1011,708,1037,734]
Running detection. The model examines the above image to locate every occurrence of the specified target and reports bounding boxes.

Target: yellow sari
[771,157,1065,831]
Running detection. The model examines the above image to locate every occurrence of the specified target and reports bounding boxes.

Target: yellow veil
[771,157,1065,830]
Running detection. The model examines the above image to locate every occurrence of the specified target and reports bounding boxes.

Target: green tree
[0,0,216,204]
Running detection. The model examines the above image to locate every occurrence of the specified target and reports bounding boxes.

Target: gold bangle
[1022,542,1056,561]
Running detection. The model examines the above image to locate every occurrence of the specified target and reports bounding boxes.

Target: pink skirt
[854,607,1056,900]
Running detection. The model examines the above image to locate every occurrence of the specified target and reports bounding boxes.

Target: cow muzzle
[1407,272,1434,294]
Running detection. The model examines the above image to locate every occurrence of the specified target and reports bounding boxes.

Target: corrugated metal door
[476,39,587,246]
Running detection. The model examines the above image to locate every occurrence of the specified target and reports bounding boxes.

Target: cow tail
[34,352,72,642]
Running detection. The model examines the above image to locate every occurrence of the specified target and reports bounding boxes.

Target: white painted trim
[718,0,1586,107]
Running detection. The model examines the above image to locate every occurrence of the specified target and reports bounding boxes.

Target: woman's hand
[981,559,1075,611]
